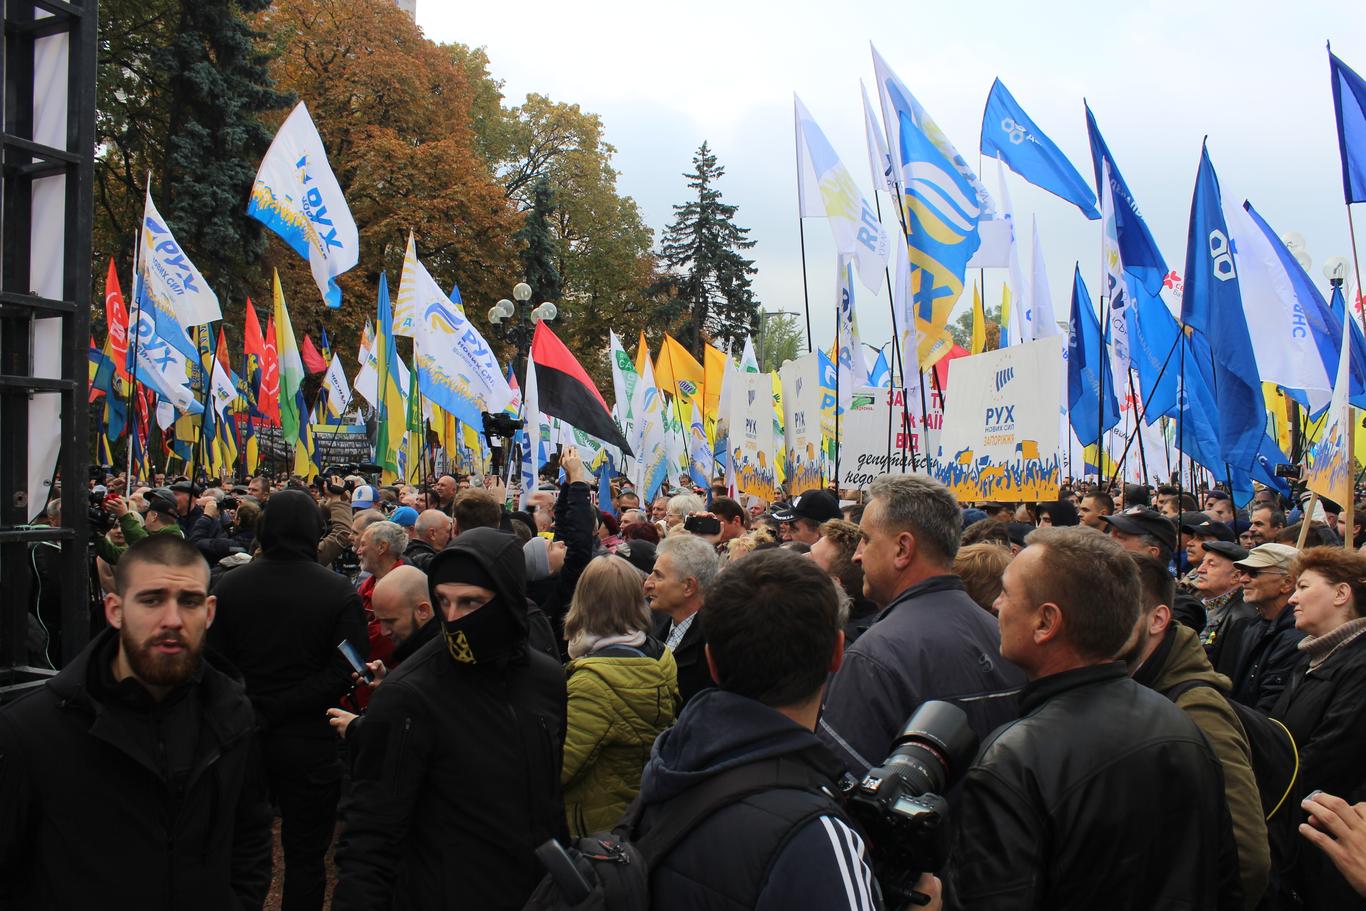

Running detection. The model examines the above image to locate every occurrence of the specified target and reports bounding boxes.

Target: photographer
[93,488,184,565]
[186,493,257,563]
[316,474,354,566]
[633,549,892,910]
[946,527,1241,910]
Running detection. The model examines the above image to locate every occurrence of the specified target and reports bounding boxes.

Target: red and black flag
[530,321,632,456]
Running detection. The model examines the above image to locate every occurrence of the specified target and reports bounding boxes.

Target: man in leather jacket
[947,526,1242,911]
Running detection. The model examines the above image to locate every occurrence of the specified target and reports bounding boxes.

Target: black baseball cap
[772,489,841,524]
[1179,512,1235,542]
[1201,540,1250,562]
[615,540,657,576]
[1100,508,1177,553]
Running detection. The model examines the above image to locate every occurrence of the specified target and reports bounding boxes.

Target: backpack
[522,757,840,911]
[1162,679,1300,821]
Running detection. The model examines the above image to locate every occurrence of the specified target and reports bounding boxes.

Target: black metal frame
[0,0,96,700]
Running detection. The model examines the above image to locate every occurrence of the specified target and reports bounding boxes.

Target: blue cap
[391,506,419,528]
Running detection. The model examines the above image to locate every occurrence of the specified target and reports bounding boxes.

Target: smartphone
[337,640,373,683]
[684,514,721,536]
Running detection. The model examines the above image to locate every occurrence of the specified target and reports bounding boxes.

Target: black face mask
[441,598,523,666]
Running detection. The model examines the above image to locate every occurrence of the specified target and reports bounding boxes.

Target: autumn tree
[260,0,523,363]
[93,0,288,309]
[657,142,759,353]
[948,300,1002,351]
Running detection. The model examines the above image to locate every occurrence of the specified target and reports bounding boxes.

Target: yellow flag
[1263,383,1292,456]
[704,344,727,421]
[635,331,650,378]
[656,334,705,405]
[971,281,986,355]
[1000,283,1012,348]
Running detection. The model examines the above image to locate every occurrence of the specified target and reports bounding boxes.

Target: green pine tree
[517,176,563,303]
[656,142,759,352]
[157,0,291,305]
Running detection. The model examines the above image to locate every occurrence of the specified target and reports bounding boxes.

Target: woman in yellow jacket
[561,555,680,836]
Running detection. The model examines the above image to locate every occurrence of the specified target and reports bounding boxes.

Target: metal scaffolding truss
[0,0,96,700]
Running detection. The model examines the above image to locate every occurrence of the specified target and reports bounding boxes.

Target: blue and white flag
[835,256,870,411]
[1099,159,1133,382]
[1085,105,1166,288]
[1230,201,1336,414]
[1329,48,1366,205]
[1328,285,1366,409]
[137,186,220,346]
[866,346,892,388]
[401,237,514,428]
[795,95,890,293]
[860,80,896,194]
[248,102,359,309]
[980,79,1098,219]
[1180,143,1266,470]
[1067,266,1118,446]
[128,300,201,415]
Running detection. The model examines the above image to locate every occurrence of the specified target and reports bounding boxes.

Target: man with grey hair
[819,474,1024,774]
[645,533,719,704]
[947,526,1240,909]
[357,520,407,667]
[665,492,704,532]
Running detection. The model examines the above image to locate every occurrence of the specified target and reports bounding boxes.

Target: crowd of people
[3,457,1366,910]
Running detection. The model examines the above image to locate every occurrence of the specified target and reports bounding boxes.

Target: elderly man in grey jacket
[818,474,1024,773]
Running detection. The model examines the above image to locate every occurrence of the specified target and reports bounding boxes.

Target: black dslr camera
[840,700,978,907]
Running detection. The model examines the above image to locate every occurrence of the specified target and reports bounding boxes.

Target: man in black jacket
[402,508,451,572]
[820,474,1023,774]
[1219,543,1305,711]
[636,549,887,910]
[947,526,1241,910]
[332,527,568,910]
[209,490,367,911]
[0,535,271,909]
[647,532,720,705]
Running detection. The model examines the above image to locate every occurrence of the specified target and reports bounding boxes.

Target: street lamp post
[487,281,558,393]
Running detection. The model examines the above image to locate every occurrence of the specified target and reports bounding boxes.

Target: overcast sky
[419,0,1366,355]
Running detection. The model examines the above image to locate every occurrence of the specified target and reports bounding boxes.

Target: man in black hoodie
[332,527,568,911]
[635,549,882,911]
[208,489,366,911]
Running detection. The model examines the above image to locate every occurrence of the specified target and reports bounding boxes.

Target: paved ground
[264,819,339,911]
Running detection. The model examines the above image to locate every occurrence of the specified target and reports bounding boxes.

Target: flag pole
[798,219,814,354]
[124,176,149,484]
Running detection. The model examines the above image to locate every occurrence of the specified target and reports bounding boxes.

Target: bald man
[403,509,453,572]
[327,566,438,739]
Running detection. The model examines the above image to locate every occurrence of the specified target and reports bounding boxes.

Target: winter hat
[427,549,497,595]
[524,536,551,582]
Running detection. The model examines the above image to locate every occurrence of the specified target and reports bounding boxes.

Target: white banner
[933,336,1064,502]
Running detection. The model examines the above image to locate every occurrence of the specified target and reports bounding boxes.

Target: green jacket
[562,645,679,837]
[1149,623,1269,909]
[95,512,184,564]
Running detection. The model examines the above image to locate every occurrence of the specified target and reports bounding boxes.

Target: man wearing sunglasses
[1217,543,1305,712]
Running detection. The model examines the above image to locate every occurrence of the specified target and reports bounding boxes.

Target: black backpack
[1162,679,1300,820]
[522,757,841,911]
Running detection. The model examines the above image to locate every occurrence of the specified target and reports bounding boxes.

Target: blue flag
[598,454,617,517]
[1085,104,1167,288]
[981,79,1098,219]
[866,347,891,388]
[1328,285,1366,409]
[1179,143,1265,470]
[1067,266,1119,446]
[1330,48,1366,204]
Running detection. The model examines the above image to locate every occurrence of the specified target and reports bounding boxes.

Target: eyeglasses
[1235,567,1286,579]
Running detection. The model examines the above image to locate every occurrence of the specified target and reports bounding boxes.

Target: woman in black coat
[1273,546,1366,910]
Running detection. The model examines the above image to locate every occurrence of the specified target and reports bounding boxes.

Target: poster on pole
[725,370,778,502]
[781,353,824,495]
[836,386,942,490]
[933,336,1064,501]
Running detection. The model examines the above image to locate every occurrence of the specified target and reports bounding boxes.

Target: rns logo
[1208,230,1236,282]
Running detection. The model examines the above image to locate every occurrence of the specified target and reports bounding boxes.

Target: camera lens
[881,701,979,796]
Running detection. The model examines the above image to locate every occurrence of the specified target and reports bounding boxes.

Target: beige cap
[1233,542,1298,572]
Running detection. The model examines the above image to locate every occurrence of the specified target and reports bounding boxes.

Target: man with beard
[0,536,271,909]
[209,490,366,911]
[333,528,567,910]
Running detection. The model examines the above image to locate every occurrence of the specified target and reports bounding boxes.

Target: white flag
[1100,159,1133,383]
[794,94,890,294]
[1030,215,1060,338]
[996,156,1031,345]
[139,186,221,327]
[248,102,359,309]
[323,353,353,418]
